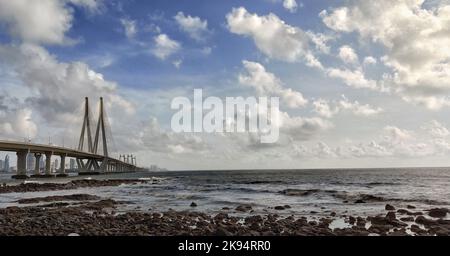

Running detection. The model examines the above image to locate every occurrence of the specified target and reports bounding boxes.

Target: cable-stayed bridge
[0,97,142,179]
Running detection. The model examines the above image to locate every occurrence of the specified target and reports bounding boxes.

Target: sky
[1,0,450,170]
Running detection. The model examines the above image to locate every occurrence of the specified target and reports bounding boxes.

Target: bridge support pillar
[57,155,68,177]
[44,152,54,177]
[30,153,42,177]
[12,150,28,179]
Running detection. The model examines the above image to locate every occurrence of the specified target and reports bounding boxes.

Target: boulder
[385,204,395,211]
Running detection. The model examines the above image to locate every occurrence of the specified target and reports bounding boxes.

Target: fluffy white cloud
[283,0,299,13]
[0,0,102,45]
[152,34,181,60]
[338,45,358,64]
[0,43,134,131]
[280,112,332,140]
[140,117,208,154]
[120,18,137,39]
[239,60,308,108]
[327,68,378,90]
[363,56,377,65]
[313,95,383,118]
[174,12,209,41]
[321,0,450,109]
[226,7,322,68]
[0,96,37,139]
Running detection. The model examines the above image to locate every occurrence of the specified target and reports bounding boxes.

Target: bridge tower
[76,97,134,174]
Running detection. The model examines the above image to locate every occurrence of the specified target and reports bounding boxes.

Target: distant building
[26,153,35,171]
[54,159,59,172]
[4,155,9,172]
[70,159,76,170]
[0,159,3,171]
[39,157,44,170]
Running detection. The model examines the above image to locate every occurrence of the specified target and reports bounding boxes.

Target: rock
[386,212,396,220]
[415,215,437,226]
[427,208,448,218]
[274,206,285,210]
[407,205,416,209]
[397,209,422,216]
[330,212,336,217]
[354,200,365,204]
[348,216,356,225]
[284,205,291,209]
[190,202,197,207]
[410,224,427,235]
[400,217,414,222]
[235,204,252,212]
[385,204,395,211]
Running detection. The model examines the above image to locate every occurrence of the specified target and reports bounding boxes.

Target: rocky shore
[0,191,449,236]
[0,179,149,194]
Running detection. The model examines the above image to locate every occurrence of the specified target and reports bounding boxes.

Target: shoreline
[0,179,449,236]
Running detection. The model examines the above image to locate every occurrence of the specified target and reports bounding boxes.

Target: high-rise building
[0,159,3,171]
[26,153,35,171]
[4,155,9,172]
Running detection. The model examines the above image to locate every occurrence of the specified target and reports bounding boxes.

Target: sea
[1,168,450,219]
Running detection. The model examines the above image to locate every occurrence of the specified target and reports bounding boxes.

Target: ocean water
[1,168,450,219]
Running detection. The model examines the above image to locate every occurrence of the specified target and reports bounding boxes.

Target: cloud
[313,95,383,118]
[280,112,332,140]
[421,120,450,138]
[326,68,378,90]
[226,7,322,68]
[239,60,308,108]
[139,117,208,154]
[152,34,181,60]
[0,43,134,132]
[172,59,182,69]
[174,12,209,41]
[338,45,358,64]
[283,0,299,13]
[363,56,377,65]
[0,96,37,139]
[0,0,103,45]
[120,18,137,39]
[320,0,450,109]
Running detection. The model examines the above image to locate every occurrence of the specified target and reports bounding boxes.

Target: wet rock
[407,205,416,209]
[386,212,396,220]
[348,216,356,225]
[415,216,437,226]
[411,225,428,235]
[427,208,448,218]
[330,212,336,217]
[274,206,285,210]
[17,194,100,204]
[354,200,365,204]
[284,205,291,209]
[235,204,252,212]
[190,202,197,207]
[385,204,395,211]
[400,217,414,222]
[397,209,422,216]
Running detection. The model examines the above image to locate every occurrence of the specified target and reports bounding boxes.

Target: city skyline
[1,0,450,170]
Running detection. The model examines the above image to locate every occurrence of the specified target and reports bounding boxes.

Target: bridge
[0,97,142,179]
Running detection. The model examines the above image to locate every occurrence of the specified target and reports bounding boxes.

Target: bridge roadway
[0,140,138,179]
